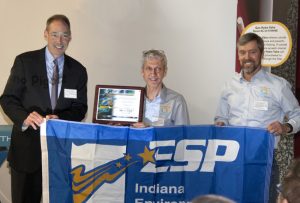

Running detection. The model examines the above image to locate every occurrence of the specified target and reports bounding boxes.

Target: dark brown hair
[46,14,71,33]
[237,32,264,54]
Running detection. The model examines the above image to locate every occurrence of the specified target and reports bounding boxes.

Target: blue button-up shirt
[45,47,64,98]
[143,85,190,126]
[215,68,300,147]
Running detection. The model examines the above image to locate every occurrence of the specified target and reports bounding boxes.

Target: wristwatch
[284,123,293,134]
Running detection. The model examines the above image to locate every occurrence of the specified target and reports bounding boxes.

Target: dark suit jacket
[0,47,88,172]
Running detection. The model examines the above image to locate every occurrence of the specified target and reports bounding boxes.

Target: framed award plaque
[93,85,145,125]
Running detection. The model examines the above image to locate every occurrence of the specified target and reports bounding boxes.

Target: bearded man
[214,32,300,203]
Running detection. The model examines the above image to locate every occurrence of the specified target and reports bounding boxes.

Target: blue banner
[0,125,12,166]
[41,120,274,203]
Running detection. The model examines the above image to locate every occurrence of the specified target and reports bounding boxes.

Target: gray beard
[242,66,255,74]
[241,64,260,75]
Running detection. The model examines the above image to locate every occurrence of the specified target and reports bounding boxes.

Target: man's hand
[46,115,59,120]
[24,111,44,130]
[267,121,289,136]
[107,122,123,126]
[215,121,225,126]
[132,122,149,128]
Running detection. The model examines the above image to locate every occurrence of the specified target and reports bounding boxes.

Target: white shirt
[215,68,300,147]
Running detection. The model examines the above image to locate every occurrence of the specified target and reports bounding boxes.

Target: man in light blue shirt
[214,33,300,203]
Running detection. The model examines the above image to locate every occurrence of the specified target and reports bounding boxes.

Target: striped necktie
[51,59,59,110]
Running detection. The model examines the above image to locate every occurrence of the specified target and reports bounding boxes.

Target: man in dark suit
[0,14,87,203]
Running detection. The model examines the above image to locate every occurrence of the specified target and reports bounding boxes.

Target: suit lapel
[56,55,71,108]
[36,48,52,109]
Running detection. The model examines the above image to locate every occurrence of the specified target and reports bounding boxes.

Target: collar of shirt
[145,84,170,103]
[145,84,167,103]
[159,84,168,102]
[239,67,267,83]
[45,47,64,76]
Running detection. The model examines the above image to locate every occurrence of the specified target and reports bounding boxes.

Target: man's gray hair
[142,49,168,70]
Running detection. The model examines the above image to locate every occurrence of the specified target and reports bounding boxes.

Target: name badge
[253,100,268,111]
[64,89,77,99]
[153,117,165,126]
[160,104,172,113]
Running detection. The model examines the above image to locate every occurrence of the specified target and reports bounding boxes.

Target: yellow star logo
[124,154,132,161]
[138,146,155,165]
[115,162,122,168]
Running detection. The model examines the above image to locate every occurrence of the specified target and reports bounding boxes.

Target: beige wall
[0,0,237,126]
[0,1,238,202]
[0,162,10,203]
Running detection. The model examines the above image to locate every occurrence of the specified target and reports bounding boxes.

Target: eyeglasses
[49,32,71,40]
[144,67,164,73]
[238,49,260,57]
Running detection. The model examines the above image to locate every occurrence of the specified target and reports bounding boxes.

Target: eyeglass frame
[48,31,71,40]
[143,66,164,73]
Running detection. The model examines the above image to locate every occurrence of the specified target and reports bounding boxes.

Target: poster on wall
[236,0,292,70]
[242,22,292,67]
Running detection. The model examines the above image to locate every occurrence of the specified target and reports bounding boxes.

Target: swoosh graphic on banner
[72,163,113,186]
[71,146,155,203]
[72,161,137,203]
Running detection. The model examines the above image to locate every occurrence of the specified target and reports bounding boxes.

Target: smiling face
[142,57,166,89]
[238,40,262,76]
[44,20,71,58]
